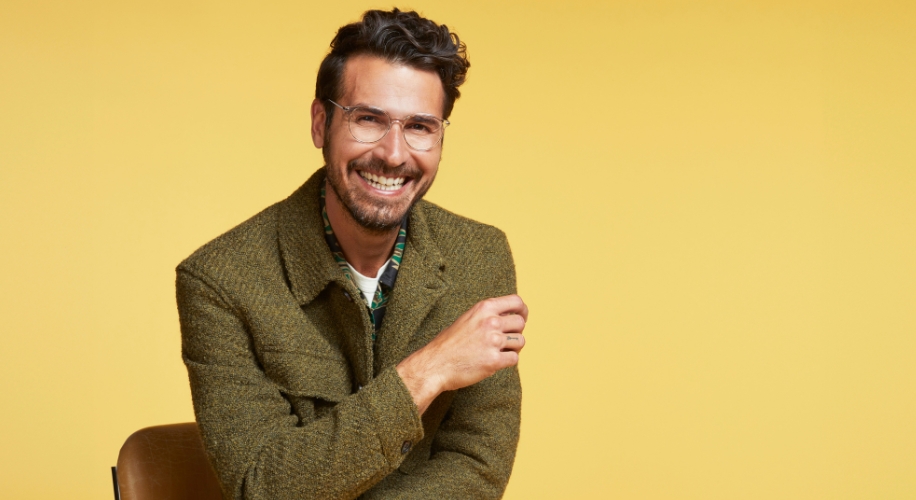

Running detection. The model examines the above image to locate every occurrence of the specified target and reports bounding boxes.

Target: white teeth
[359,171,406,191]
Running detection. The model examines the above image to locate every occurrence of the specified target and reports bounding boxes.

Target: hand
[396,294,528,414]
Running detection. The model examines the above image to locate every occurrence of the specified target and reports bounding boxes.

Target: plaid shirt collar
[320,186,407,337]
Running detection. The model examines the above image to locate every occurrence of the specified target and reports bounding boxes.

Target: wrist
[396,354,442,415]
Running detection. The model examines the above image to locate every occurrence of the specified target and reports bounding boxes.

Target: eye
[406,122,432,133]
[354,113,380,124]
[351,108,387,126]
[405,116,438,135]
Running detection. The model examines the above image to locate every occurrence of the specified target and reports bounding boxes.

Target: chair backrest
[115,422,223,500]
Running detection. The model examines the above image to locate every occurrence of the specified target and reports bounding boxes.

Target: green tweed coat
[176,168,521,500]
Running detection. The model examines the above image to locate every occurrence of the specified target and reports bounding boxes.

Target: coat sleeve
[361,230,523,499]
[177,267,425,500]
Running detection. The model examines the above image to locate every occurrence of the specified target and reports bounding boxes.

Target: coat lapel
[374,202,450,374]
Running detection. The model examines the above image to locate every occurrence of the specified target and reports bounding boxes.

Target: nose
[374,121,410,167]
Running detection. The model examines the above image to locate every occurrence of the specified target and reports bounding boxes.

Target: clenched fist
[396,294,528,414]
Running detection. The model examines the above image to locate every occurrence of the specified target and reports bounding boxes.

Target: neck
[325,180,399,277]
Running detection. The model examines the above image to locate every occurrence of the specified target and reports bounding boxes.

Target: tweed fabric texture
[177,168,521,500]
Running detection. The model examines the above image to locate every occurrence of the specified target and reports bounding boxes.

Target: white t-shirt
[346,259,391,305]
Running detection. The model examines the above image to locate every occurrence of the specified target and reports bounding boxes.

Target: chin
[347,201,409,232]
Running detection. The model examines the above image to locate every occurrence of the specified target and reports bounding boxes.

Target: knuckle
[474,299,495,316]
[469,301,484,315]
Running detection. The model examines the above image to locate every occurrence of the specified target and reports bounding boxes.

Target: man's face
[311,55,446,232]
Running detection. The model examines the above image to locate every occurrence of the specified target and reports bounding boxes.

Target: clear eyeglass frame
[326,99,449,152]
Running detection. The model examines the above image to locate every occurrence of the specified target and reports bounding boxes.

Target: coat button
[400,441,412,454]
[343,291,353,302]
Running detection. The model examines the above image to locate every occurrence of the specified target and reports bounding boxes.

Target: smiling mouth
[358,171,407,191]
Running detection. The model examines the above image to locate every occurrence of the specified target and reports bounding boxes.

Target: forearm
[361,366,522,499]
[179,269,424,499]
[190,364,422,500]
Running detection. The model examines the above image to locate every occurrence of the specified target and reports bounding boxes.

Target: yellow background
[1,1,914,498]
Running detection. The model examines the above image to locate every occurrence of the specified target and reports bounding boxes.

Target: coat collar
[278,168,342,305]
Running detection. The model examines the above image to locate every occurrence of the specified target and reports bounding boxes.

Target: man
[177,8,527,500]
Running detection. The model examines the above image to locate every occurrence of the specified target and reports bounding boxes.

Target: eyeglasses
[327,99,449,152]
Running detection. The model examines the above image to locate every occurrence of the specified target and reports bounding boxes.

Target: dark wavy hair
[315,8,470,125]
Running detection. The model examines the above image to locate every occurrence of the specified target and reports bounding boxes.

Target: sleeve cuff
[364,366,425,467]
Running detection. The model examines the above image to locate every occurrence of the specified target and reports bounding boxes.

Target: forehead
[340,55,445,117]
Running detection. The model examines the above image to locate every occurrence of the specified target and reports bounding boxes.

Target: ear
[310,99,327,148]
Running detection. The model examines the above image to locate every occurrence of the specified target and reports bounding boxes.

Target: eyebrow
[351,103,443,121]
[352,105,386,115]
[408,114,440,125]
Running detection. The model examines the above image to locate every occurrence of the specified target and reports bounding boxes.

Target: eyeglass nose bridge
[372,117,407,145]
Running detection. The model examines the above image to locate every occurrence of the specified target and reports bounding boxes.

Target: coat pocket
[259,350,354,403]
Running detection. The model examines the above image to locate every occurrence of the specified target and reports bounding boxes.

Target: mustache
[347,157,421,179]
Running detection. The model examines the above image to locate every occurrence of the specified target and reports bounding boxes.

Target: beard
[325,155,433,233]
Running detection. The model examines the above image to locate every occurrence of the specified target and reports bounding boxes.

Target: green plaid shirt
[321,187,407,339]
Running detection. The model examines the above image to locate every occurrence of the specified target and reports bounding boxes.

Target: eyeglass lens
[347,107,444,151]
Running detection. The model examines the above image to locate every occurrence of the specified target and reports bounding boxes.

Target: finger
[498,313,526,333]
[486,294,528,319]
[501,333,526,351]
[498,349,520,367]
